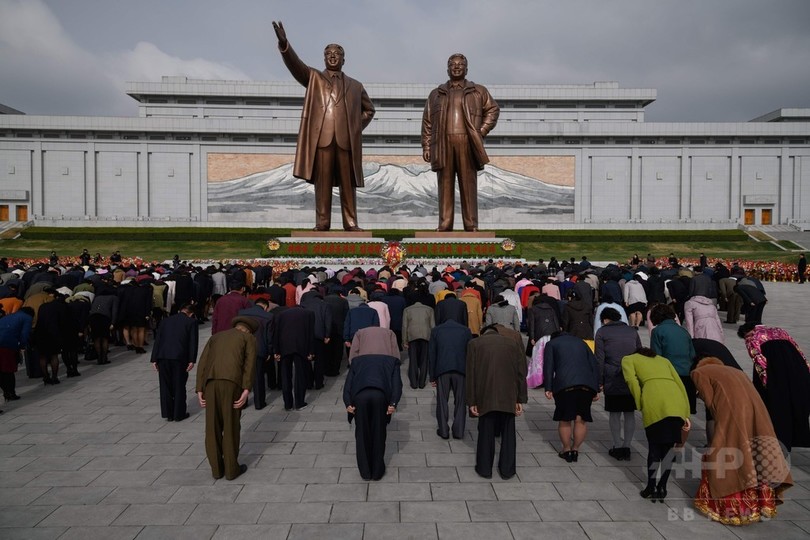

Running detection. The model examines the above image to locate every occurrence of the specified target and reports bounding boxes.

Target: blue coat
[343,354,403,408]
[151,312,199,364]
[543,333,599,394]
[0,310,33,349]
[429,320,472,380]
[343,303,380,343]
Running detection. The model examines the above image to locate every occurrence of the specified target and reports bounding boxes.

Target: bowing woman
[691,357,793,525]
[622,347,691,503]
[738,323,810,452]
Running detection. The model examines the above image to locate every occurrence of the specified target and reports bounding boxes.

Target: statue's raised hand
[272,21,287,48]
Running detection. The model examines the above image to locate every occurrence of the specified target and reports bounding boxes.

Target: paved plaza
[0,281,809,539]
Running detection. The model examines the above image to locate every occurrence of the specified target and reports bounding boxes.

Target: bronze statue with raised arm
[422,54,499,232]
[272,21,375,231]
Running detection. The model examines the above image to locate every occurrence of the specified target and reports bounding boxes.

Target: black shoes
[558,450,578,463]
[609,447,631,461]
[639,486,656,500]
[4,394,20,401]
[640,485,667,502]
[436,429,450,440]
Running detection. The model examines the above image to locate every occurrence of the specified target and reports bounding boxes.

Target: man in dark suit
[299,290,332,390]
[323,285,349,376]
[343,353,402,480]
[735,277,767,325]
[274,305,316,410]
[151,302,199,421]
[434,292,468,326]
[429,319,472,439]
[196,316,257,480]
[238,298,274,410]
[273,21,375,231]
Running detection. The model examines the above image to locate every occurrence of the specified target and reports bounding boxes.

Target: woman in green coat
[622,347,691,502]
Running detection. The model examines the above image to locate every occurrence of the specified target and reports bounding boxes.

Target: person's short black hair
[600,307,622,322]
[255,298,270,308]
[737,322,757,339]
[649,304,677,326]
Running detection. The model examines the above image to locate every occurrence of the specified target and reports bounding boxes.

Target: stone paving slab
[0,282,809,538]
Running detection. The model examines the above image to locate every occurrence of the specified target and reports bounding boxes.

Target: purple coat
[683,295,724,343]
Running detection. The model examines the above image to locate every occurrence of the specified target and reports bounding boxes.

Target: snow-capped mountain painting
[207,162,574,227]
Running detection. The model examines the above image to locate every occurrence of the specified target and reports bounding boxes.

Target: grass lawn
[0,239,262,262]
[0,226,800,265]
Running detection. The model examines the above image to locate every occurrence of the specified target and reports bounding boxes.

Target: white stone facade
[0,77,808,230]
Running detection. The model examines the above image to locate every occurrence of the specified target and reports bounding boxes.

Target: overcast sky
[1,0,809,122]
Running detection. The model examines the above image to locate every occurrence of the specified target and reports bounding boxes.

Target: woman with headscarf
[691,357,793,524]
[738,323,810,452]
[622,347,691,502]
[683,294,724,343]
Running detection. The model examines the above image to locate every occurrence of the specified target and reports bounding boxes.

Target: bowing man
[343,353,403,480]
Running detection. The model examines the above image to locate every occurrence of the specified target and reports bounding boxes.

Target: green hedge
[21,227,747,244]
[21,227,290,242]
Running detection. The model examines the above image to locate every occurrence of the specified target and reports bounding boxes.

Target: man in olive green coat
[466,326,528,479]
[196,316,257,480]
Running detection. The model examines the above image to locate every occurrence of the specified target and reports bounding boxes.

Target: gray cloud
[2,0,809,121]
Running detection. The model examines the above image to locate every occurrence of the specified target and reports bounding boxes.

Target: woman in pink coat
[683,295,724,343]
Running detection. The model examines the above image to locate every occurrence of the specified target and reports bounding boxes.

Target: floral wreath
[381,241,407,269]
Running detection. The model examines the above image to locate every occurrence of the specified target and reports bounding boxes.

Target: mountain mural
[208,162,574,221]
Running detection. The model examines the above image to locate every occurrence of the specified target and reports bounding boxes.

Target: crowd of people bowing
[0,251,807,525]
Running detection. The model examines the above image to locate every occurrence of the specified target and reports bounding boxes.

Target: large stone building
[1,76,808,230]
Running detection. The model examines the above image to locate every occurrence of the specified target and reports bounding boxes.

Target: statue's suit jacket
[279,43,375,187]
